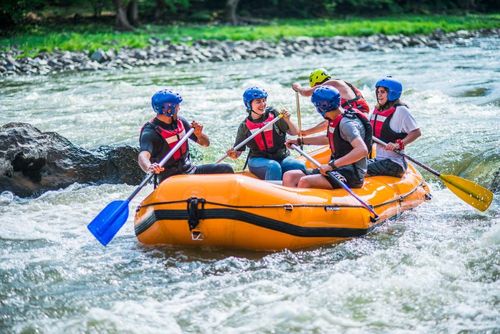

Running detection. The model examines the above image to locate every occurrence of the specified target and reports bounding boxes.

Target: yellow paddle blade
[440,174,494,212]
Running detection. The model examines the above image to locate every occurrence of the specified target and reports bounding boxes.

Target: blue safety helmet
[151,89,183,116]
[375,76,403,102]
[243,87,268,111]
[311,86,341,117]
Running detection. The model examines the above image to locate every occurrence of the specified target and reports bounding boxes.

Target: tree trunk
[91,0,104,18]
[154,0,166,22]
[225,0,240,25]
[0,11,15,30]
[466,0,476,11]
[113,0,134,31]
[127,0,139,26]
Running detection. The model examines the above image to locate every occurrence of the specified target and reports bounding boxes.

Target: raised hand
[191,121,204,137]
[292,82,302,92]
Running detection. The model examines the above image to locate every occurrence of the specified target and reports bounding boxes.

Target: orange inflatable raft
[134,147,431,251]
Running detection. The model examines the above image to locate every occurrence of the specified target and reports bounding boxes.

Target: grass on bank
[1,14,499,58]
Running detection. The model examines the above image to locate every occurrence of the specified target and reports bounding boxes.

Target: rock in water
[0,122,143,197]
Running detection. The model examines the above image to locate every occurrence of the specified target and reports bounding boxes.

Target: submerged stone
[0,123,143,197]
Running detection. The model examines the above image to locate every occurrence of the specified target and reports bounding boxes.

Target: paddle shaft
[372,137,441,177]
[295,91,302,135]
[216,113,284,163]
[295,91,303,149]
[87,127,196,245]
[129,128,195,201]
[291,144,378,219]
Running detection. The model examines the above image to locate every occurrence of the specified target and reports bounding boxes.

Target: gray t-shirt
[337,116,367,175]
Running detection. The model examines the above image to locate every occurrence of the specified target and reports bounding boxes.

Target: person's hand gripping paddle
[291,144,379,221]
[216,112,285,163]
[87,128,195,246]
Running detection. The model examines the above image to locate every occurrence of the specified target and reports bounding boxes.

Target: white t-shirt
[374,106,419,167]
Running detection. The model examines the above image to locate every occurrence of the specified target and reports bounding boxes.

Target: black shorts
[306,165,364,189]
[367,158,406,178]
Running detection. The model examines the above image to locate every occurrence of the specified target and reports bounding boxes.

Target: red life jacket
[370,105,407,143]
[152,119,189,161]
[327,114,343,153]
[245,112,276,151]
[327,109,372,159]
[340,81,370,114]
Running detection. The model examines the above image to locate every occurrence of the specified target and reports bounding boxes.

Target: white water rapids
[0,37,499,333]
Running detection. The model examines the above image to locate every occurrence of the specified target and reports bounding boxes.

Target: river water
[1,37,499,333]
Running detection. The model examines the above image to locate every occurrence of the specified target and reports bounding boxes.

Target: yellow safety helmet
[309,68,331,87]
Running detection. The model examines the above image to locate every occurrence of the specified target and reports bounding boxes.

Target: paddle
[87,128,195,246]
[215,112,284,163]
[295,91,303,149]
[291,144,379,221]
[372,137,493,211]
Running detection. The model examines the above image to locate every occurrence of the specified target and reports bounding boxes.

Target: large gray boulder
[0,122,143,197]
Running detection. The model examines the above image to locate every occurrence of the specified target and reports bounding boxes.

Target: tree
[154,0,167,21]
[225,0,239,25]
[89,0,106,18]
[113,0,135,30]
[152,0,191,23]
[127,0,139,26]
[0,0,46,30]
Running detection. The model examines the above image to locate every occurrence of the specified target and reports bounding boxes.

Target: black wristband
[297,137,303,146]
[328,159,337,170]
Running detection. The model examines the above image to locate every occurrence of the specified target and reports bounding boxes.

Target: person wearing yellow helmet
[292,68,370,136]
[308,68,331,87]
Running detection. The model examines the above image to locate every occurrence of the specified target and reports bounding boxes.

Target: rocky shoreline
[1,28,498,77]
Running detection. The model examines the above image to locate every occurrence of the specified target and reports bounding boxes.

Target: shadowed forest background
[2,0,499,32]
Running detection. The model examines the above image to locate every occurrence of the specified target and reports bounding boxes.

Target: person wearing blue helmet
[368,77,421,178]
[139,89,233,184]
[226,86,305,181]
[283,86,372,189]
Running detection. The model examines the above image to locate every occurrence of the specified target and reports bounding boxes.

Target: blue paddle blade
[87,200,130,246]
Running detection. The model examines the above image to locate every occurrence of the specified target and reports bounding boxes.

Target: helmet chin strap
[250,109,264,118]
[317,108,329,119]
